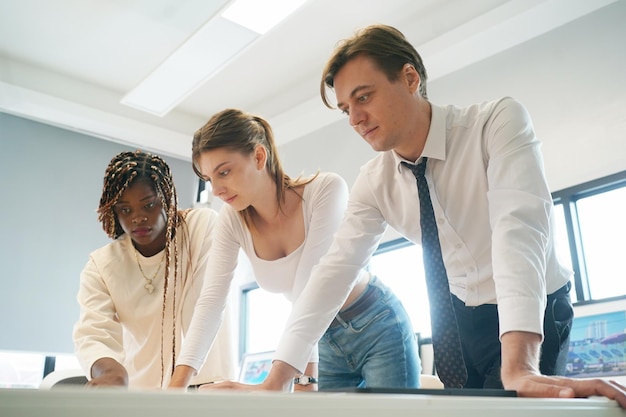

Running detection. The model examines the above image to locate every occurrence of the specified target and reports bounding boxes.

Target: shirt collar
[393,102,447,173]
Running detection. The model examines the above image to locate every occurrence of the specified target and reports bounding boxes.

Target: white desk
[1,388,624,417]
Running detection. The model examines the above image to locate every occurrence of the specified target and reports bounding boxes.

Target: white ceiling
[0,0,619,160]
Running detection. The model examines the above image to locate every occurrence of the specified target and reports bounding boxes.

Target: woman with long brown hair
[170,110,420,391]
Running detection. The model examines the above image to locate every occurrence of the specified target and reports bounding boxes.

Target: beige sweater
[74,208,236,389]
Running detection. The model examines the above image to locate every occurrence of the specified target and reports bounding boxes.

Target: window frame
[552,170,626,305]
[239,282,258,359]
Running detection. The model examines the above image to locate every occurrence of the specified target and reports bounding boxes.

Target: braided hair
[97,150,185,386]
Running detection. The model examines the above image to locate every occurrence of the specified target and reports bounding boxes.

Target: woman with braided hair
[73,150,236,389]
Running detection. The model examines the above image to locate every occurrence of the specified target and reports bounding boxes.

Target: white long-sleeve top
[274,97,573,373]
[177,172,365,371]
[74,208,236,389]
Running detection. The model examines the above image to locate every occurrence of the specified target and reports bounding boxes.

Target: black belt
[329,285,382,328]
[549,281,572,298]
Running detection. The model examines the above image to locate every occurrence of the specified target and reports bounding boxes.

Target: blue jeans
[318,276,421,390]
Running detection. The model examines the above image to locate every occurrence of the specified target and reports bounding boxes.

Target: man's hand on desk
[504,372,626,408]
[501,331,626,407]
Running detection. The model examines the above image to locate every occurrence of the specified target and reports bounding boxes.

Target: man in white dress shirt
[208,24,626,407]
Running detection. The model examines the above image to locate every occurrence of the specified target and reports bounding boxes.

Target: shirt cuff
[497,295,545,341]
[274,333,317,374]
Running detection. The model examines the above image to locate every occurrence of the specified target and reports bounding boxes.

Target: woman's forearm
[168,364,197,389]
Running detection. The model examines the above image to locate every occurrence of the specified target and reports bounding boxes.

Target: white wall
[0,113,197,354]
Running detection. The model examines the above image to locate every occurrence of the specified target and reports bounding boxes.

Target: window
[0,351,81,389]
[239,240,430,358]
[553,170,626,303]
[0,351,45,389]
[53,354,81,372]
[367,240,430,338]
[240,284,290,357]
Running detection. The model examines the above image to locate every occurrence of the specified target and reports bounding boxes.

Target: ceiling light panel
[121,16,257,117]
[222,0,308,34]
[121,0,308,117]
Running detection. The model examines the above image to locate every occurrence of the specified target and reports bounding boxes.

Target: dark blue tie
[403,158,467,388]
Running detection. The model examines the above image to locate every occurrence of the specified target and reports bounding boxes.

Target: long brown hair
[192,108,316,228]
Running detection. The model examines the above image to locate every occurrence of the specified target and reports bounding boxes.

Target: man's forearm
[500,330,542,387]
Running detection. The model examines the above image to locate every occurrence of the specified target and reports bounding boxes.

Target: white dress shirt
[274,97,573,373]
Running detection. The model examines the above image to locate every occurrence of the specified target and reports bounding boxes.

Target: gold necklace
[134,249,165,294]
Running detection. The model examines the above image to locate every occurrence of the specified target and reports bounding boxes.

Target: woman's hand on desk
[197,378,292,392]
[198,360,300,392]
[198,381,259,391]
